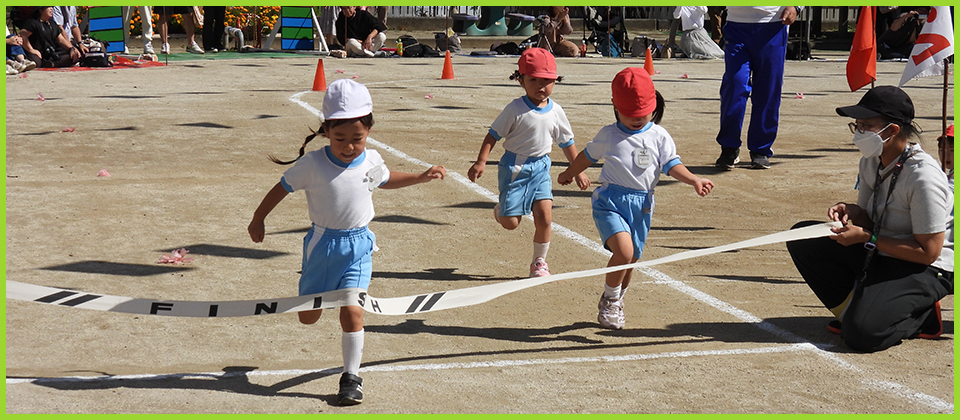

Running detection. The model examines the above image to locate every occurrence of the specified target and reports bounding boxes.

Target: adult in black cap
[786,85,952,352]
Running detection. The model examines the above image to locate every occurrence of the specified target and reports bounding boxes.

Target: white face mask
[852,123,892,158]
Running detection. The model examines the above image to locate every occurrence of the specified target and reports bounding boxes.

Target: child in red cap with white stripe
[559,67,715,329]
[468,47,591,277]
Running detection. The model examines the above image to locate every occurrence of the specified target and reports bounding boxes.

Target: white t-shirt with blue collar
[584,121,682,191]
[281,146,390,230]
[489,96,575,159]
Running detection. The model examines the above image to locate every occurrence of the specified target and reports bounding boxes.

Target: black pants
[202,6,226,51]
[786,221,950,352]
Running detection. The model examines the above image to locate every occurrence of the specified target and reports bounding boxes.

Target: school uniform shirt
[856,143,951,270]
[280,146,390,230]
[583,121,682,191]
[489,96,575,159]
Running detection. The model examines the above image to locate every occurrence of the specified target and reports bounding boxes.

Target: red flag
[846,6,876,91]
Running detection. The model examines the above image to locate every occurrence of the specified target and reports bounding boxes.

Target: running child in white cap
[248,78,446,405]
[468,47,591,277]
[558,67,715,329]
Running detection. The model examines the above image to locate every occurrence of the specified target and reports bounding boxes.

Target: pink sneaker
[529,257,550,277]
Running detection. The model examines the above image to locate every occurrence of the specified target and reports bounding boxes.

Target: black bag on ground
[434,32,461,53]
[491,41,520,55]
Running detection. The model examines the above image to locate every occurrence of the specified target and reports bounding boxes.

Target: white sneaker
[530,258,550,277]
[6,63,18,75]
[7,59,22,72]
[123,45,130,54]
[144,41,155,54]
[597,295,624,329]
[160,43,170,54]
[186,42,204,54]
[19,59,36,71]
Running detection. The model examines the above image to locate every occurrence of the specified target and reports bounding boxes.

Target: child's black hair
[269,114,375,165]
[613,90,665,125]
[510,70,564,83]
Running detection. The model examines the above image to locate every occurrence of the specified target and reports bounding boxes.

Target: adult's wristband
[864,231,877,250]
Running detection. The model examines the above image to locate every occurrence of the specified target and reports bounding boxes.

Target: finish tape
[6,221,840,317]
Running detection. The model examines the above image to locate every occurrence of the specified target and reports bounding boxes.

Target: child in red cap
[559,67,715,329]
[468,47,590,277]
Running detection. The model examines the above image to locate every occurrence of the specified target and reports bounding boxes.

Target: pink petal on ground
[679,73,689,79]
[351,73,360,79]
[796,92,805,99]
[157,248,193,264]
[18,72,26,78]
[655,70,661,74]
[97,169,110,177]
[424,94,434,99]
[36,93,45,101]
[62,127,75,132]
[335,69,345,73]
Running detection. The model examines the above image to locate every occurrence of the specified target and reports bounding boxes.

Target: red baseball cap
[948,124,954,137]
[518,48,557,79]
[612,67,656,118]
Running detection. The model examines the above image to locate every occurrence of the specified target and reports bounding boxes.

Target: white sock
[341,329,364,375]
[619,287,628,299]
[603,284,621,300]
[533,242,550,262]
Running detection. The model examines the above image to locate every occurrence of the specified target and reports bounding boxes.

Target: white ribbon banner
[6,222,840,317]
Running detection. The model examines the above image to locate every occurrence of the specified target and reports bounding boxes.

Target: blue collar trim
[522,95,553,113]
[325,146,366,168]
[617,121,653,135]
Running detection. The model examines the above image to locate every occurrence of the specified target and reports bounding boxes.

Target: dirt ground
[4,43,954,414]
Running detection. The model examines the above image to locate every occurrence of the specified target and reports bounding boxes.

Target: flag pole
[943,57,950,136]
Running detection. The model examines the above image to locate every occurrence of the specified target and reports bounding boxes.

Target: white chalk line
[9,86,948,413]
[6,343,811,385]
[292,87,954,413]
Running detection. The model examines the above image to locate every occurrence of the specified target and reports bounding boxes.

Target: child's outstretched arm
[467,133,498,182]
[560,144,591,190]
[667,164,714,197]
[558,151,593,187]
[382,165,447,189]
[249,182,290,243]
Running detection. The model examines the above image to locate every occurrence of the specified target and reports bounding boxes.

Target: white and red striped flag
[899,6,954,86]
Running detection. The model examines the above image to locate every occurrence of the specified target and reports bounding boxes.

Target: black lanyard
[857,146,916,287]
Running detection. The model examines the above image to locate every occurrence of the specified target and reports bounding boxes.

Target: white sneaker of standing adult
[597,295,624,329]
[186,42,204,54]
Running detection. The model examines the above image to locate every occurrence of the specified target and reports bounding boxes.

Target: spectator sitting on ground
[878,7,927,59]
[538,7,579,57]
[673,6,724,59]
[19,6,80,68]
[6,24,37,74]
[51,6,87,54]
[336,6,386,57]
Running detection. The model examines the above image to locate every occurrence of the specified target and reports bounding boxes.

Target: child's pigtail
[651,90,665,125]
[268,126,324,165]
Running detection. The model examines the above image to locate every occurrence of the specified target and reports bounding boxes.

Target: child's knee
[499,216,521,230]
[299,309,323,324]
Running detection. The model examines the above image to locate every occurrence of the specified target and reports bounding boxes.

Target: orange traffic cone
[441,50,455,80]
[312,58,327,91]
[644,47,655,76]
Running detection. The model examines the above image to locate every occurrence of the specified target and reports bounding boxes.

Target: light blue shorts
[299,225,375,295]
[497,152,553,217]
[592,183,654,260]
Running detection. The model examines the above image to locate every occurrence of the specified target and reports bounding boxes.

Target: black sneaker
[715,147,740,170]
[749,152,771,169]
[337,373,363,406]
[827,319,842,334]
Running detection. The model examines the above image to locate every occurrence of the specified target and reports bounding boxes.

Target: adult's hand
[780,6,798,25]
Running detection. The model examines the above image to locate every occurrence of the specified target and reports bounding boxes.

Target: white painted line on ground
[6,344,811,385]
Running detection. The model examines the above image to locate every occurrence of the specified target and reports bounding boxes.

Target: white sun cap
[322,79,373,120]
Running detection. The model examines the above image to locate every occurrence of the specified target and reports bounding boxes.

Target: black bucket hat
[836,85,915,125]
